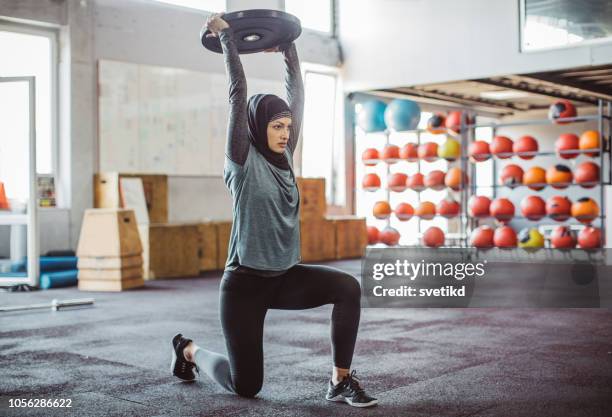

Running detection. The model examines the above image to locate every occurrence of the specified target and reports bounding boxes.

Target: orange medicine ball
[379,227,400,246]
[578,226,601,249]
[373,201,392,219]
[425,170,446,190]
[513,135,538,160]
[395,202,414,221]
[416,201,436,220]
[500,164,524,188]
[520,195,546,221]
[362,148,379,166]
[551,226,577,248]
[546,164,573,189]
[367,226,379,244]
[523,166,547,191]
[362,173,382,191]
[490,136,514,159]
[546,196,572,222]
[400,143,418,161]
[418,142,438,162]
[382,144,400,163]
[571,197,599,224]
[423,226,445,247]
[494,226,518,248]
[579,130,600,157]
[574,161,599,188]
[490,198,515,223]
[471,225,495,248]
[445,167,468,191]
[388,172,408,192]
[407,173,425,191]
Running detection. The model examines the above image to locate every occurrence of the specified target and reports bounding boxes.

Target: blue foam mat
[11,257,78,273]
[40,269,78,289]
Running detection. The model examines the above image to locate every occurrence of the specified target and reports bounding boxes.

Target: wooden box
[148,223,200,278]
[329,216,367,259]
[300,219,336,262]
[215,221,232,270]
[296,177,326,220]
[78,277,144,292]
[76,209,142,258]
[197,222,218,272]
[78,266,143,280]
[94,173,168,223]
[77,254,143,270]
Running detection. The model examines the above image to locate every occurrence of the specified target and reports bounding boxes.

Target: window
[0,23,57,179]
[285,0,333,33]
[150,0,225,12]
[301,70,341,204]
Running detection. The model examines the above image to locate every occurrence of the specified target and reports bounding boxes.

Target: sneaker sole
[171,349,196,382]
[326,395,378,408]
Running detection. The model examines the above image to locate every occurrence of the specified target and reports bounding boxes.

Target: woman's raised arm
[281,43,304,154]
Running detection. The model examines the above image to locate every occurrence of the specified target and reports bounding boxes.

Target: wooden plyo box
[94,173,168,223]
[197,222,218,272]
[148,223,200,279]
[76,209,142,258]
[300,219,336,262]
[296,177,326,220]
[328,216,367,259]
[215,221,232,270]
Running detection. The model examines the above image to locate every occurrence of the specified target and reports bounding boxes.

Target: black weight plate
[201,9,302,54]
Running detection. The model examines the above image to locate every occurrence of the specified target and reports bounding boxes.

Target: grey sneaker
[326,370,378,408]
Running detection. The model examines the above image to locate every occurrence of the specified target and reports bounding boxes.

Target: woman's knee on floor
[233,376,263,398]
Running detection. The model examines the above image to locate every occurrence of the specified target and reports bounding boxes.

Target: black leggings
[192,263,362,398]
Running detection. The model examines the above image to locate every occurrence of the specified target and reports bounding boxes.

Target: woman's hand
[205,12,229,38]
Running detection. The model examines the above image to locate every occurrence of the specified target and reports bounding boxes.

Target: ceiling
[371,64,612,117]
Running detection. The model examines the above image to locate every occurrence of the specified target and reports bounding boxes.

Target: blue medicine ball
[356,100,387,133]
[384,99,421,131]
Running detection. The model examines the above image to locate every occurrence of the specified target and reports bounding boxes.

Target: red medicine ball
[471,226,495,248]
[550,226,576,249]
[468,195,491,218]
[549,100,577,124]
[513,135,538,160]
[490,136,514,159]
[423,226,445,247]
[520,195,546,221]
[490,198,515,223]
[494,226,518,248]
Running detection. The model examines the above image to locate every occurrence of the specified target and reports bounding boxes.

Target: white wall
[338,0,612,92]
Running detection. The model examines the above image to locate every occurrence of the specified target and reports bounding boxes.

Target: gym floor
[1,259,611,417]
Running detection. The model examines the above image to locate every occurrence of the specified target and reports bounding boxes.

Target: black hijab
[247,94,292,170]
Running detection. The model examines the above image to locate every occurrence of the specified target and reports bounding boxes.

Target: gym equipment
[471,226,494,248]
[379,227,400,246]
[382,144,400,163]
[423,227,445,247]
[436,198,460,218]
[395,203,414,221]
[415,201,436,220]
[425,170,446,190]
[388,173,408,192]
[524,166,546,191]
[520,196,546,221]
[469,140,490,162]
[555,133,580,159]
[500,164,524,188]
[362,173,381,191]
[0,298,94,313]
[445,111,472,134]
[373,201,392,219]
[490,198,515,223]
[574,161,599,188]
[384,99,421,131]
[578,227,601,249]
[427,113,446,134]
[407,173,425,192]
[400,143,418,161]
[367,226,379,245]
[579,130,600,157]
[490,136,514,158]
[513,135,538,160]
[418,142,438,162]
[518,228,545,248]
[11,256,78,273]
[571,197,599,224]
[548,99,577,124]
[551,226,577,249]
[0,182,9,210]
[468,195,491,218]
[201,9,301,54]
[493,226,518,248]
[546,196,572,221]
[357,100,387,133]
[361,148,380,166]
[40,270,78,289]
[437,137,461,161]
[546,164,573,189]
[445,167,468,191]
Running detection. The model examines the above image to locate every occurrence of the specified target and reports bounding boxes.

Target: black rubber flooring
[1,259,611,417]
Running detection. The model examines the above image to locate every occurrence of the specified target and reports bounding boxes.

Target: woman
[171,13,377,408]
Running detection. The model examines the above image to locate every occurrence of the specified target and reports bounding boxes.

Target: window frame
[0,20,59,193]
[147,0,227,13]
[283,0,336,37]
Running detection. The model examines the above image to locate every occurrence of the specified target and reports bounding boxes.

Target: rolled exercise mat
[40,270,78,289]
[11,257,78,273]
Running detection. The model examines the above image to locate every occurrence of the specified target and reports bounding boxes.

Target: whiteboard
[98,59,284,175]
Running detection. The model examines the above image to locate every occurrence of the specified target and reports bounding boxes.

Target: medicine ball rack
[357,98,611,249]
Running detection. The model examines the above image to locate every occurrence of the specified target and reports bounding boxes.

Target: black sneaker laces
[346,370,367,398]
